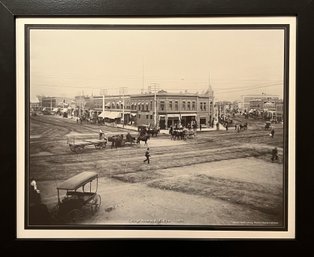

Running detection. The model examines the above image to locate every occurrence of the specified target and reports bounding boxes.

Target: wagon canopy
[57,171,98,190]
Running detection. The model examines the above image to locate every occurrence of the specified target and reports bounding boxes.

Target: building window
[192,101,196,110]
[150,101,153,110]
[187,101,191,111]
[160,101,165,111]
[142,103,144,111]
[175,101,178,111]
[204,102,206,111]
[169,101,173,110]
[146,103,149,111]
[182,101,186,110]
[138,104,141,111]
[138,114,141,119]
[146,115,149,119]
[200,102,203,110]
[150,115,153,119]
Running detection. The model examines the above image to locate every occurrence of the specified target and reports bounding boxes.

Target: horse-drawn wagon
[170,128,195,140]
[53,171,101,223]
[67,136,107,153]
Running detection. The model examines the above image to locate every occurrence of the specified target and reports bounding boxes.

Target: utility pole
[151,83,159,127]
[119,87,128,128]
[100,89,107,113]
[141,61,145,94]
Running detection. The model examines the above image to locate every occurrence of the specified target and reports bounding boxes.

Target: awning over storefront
[167,114,181,118]
[98,111,122,119]
[181,113,197,117]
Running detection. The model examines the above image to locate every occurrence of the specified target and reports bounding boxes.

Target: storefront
[165,114,181,129]
[181,113,197,127]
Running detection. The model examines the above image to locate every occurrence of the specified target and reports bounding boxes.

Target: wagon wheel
[50,204,61,222]
[67,209,82,223]
[75,146,84,154]
[90,194,101,214]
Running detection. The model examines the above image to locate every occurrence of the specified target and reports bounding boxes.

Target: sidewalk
[159,126,217,135]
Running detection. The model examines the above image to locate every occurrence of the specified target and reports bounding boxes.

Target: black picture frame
[1,0,313,256]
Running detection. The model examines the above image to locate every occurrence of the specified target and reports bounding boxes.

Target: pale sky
[30,28,285,101]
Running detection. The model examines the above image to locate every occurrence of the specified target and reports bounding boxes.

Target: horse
[239,123,248,131]
[171,129,185,140]
[108,135,124,149]
[125,133,136,144]
[147,127,160,137]
[137,134,150,145]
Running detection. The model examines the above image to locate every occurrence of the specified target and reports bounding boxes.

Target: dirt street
[30,115,284,226]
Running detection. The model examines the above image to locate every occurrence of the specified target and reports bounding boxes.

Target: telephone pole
[100,89,107,113]
[119,87,128,128]
[150,83,160,127]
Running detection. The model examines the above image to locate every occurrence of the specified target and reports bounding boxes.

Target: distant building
[241,94,280,112]
[41,97,73,110]
[30,96,40,111]
[275,100,284,122]
[84,95,132,124]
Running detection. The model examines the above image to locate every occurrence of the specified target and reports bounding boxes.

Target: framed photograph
[16,16,296,239]
[1,0,312,253]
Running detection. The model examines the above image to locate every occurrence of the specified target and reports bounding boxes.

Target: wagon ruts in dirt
[52,172,101,223]
[67,136,107,153]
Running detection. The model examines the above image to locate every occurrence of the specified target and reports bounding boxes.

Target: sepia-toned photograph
[16,17,296,238]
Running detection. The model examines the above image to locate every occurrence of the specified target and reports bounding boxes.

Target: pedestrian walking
[271,127,275,138]
[225,123,228,131]
[271,147,278,162]
[216,122,219,131]
[143,148,150,164]
[99,129,104,140]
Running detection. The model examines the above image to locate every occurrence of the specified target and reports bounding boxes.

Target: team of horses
[107,132,151,149]
[169,128,195,140]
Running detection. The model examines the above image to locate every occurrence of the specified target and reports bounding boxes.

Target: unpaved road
[30,115,284,226]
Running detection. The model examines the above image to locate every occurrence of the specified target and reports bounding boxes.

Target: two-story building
[131,88,214,129]
[77,86,214,129]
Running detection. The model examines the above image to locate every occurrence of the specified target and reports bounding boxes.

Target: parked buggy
[53,172,101,223]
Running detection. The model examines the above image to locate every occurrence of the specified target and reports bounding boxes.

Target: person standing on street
[144,148,150,164]
[271,127,275,138]
[99,129,104,140]
[271,147,278,162]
